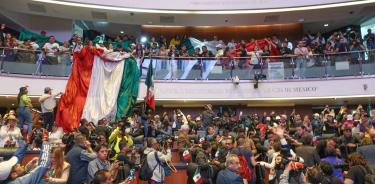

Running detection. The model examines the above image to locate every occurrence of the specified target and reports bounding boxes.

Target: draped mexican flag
[56,46,140,132]
[145,61,155,111]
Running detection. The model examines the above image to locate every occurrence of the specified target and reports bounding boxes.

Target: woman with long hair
[44,147,70,183]
[344,152,371,184]
[17,86,33,134]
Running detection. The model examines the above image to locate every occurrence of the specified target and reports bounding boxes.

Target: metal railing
[0,47,374,80]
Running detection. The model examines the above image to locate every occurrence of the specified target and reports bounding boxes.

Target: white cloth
[81,54,126,124]
[39,94,56,113]
[247,50,263,65]
[0,126,22,147]
[49,127,64,143]
[43,42,60,57]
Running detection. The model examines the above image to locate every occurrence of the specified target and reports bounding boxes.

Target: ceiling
[0,0,374,34]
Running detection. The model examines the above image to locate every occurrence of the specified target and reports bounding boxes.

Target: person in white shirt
[294,41,309,78]
[143,137,172,183]
[247,45,263,65]
[49,123,64,144]
[39,87,62,131]
[42,36,60,64]
[0,114,22,148]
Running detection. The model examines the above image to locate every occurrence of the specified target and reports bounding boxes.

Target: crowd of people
[0,85,375,184]
[1,23,374,73]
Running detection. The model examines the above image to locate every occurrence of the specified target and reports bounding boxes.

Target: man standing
[216,154,243,184]
[365,28,375,50]
[42,36,60,64]
[202,104,215,127]
[144,137,171,184]
[294,41,309,78]
[66,134,97,184]
[39,87,61,131]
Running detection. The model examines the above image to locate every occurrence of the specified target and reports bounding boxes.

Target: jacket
[143,147,171,182]
[66,144,96,184]
[216,168,243,184]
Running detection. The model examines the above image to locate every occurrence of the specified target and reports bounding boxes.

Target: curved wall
[68,0,355,10]
[0,75,374,100]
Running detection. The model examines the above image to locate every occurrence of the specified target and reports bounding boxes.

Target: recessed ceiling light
[120,30,124,34]
[298,18,305,22]
[324,24,329,27]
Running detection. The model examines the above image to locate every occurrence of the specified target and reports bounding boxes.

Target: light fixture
[298,18,305,22]
[140,36,147,43]
[120,30,124,34]
[324,24,329,27]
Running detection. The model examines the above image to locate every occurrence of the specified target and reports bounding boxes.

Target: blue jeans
[17,107,33,133]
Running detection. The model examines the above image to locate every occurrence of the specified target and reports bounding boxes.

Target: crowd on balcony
[0,95,375,184]
[1,22,374,69]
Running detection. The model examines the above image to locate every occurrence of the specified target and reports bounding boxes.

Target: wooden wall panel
[141,23,303,42]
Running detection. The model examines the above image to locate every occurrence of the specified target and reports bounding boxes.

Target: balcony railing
[1,47,374,80]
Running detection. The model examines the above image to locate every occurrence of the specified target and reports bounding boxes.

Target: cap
[275,116,281,120]
[215,44,222,48]
[98,40,104,44]
[44,87,52,93]
[0,156,18,180]
[195,117,201,121]
[313,113,320,117]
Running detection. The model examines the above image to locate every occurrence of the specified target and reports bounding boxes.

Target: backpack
[358,165,375,184]
[139,152,158,181]
[236,154,252,181]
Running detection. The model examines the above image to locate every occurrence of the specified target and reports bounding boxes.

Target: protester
[216,154,244,184]
[66,133,96,184]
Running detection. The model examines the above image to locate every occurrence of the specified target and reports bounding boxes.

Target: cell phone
[129,169,135,181]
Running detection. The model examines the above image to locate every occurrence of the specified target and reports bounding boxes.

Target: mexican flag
[199,137,205,144]
[183,149,191,161]
[145,60,155,111]
[56,46,140,131]
[193,168,203,184]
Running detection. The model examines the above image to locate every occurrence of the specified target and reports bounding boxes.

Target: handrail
[0,47,373,60]
[0,47,373,79]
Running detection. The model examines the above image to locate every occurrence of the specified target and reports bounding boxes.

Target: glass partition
[1,47,374,80]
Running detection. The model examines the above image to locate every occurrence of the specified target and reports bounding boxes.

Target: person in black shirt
[322,115,337,137]
[337,127,359,159]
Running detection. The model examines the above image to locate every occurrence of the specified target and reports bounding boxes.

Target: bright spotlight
[140,36,147,43]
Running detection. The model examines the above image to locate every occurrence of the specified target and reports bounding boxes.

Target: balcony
[0,48,374,104]
[1,48,374,80]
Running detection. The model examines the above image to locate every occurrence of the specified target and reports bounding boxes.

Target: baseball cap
[0,157,18,180]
